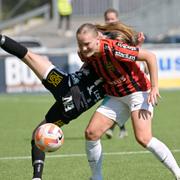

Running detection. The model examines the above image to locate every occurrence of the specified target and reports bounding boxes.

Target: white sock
[85,140,103,180]
[147,137,180,177]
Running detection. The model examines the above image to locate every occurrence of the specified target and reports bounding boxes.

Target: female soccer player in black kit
[0,34,104,180]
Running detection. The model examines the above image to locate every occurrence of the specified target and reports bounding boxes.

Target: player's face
[105,12,118,24]
[77,32,100,58]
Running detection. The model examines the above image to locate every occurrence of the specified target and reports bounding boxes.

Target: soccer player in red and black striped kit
[76,23,180,180]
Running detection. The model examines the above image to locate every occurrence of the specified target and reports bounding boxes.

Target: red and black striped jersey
[80,39,151,97]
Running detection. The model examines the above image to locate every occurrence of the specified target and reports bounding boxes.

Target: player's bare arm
[137,48,161,105]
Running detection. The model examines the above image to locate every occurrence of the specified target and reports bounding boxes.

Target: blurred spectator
[104,8,119,24]
[57,0,73,37]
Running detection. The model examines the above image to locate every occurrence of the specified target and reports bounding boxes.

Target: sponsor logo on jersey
[62,96,75,112]
[105,62,116,71]
[70,74,80,84]
[47,71,63,87]
[107,76,126,86]
[115,51,136,61]
[116,42,137,51]
[87,85,102,101]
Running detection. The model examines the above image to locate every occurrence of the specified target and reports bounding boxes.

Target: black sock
[31,140,45,178]
[120,125,126,131]
[0,35,28,59]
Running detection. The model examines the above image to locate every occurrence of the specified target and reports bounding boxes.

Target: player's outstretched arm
[0,34,53,80]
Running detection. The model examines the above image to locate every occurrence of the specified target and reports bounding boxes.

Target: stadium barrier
[151,48,180,89]
[0,46,180,93]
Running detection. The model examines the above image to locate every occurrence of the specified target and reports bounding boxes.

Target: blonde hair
[76,23,98,38]
[76,22,139,46]
[96,22,139,46]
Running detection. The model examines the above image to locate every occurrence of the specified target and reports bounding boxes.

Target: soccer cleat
[119,129,128,139]
[32,178,41,180]
[105,129,113,139]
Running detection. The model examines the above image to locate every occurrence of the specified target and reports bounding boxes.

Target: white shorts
[96,91,153,127]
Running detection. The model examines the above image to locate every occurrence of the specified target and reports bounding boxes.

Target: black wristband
[0,35,28,59]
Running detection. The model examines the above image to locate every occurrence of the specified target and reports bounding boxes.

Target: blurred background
[0,0,180,93]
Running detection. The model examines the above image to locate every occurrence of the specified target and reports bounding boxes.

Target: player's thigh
[45,102,67,126]
[97,96,130,127]
[131,109,152,145]
[85,111,114,140]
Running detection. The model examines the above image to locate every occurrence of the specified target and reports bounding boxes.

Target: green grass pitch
[0,90,180,180]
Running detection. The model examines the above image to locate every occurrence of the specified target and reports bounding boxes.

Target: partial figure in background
[103,8,127,139]
[104,8,119,24]
[57,0,73,37]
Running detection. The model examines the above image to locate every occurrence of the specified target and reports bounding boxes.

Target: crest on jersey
[47,71,63,87]
[105,62,115,71]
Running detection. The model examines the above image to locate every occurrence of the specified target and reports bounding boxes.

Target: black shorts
[42,67,104,126]
[42,68,70,102]
[45,101,81,126]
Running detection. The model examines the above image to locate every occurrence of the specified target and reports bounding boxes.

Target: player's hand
[147,86,161,106]
[137,32,145,47]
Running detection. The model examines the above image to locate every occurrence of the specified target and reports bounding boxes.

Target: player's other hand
[148,86,161,106]
[137,32,145,48]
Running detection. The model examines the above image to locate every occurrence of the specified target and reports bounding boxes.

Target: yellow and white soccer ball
[35,123,64,152]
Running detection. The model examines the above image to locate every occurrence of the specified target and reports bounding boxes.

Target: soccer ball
[35,123,64,152]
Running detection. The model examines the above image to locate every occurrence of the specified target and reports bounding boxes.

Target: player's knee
[85,128,100,141]
[135,135,151,148]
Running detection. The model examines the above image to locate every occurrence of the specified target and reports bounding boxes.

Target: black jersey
[42,66,104,125]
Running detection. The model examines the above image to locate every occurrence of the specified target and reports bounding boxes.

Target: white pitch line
[0,149,180,161]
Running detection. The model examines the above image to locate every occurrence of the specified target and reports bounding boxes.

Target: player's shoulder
[101,38,117,44]
[101,38,121,50]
